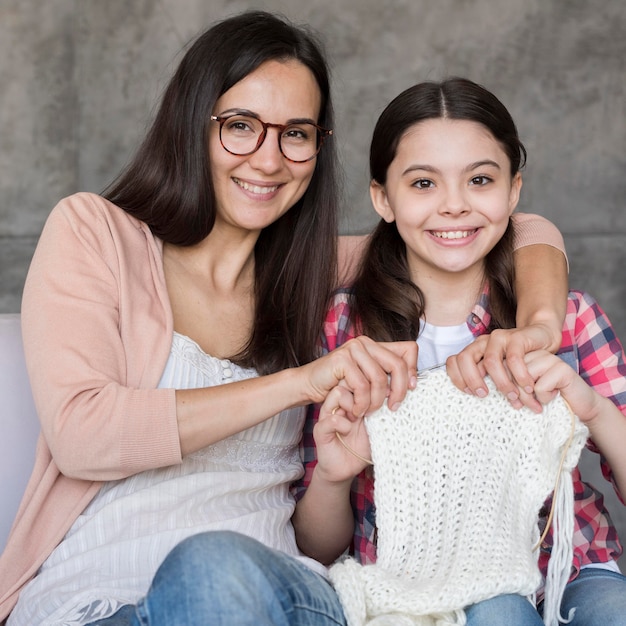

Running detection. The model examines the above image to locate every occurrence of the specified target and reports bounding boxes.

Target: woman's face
[209,59,322,236]
[370,117,521,284]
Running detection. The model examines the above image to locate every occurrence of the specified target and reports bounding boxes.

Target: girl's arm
[525,350,626,499]
[292,385,372,564]
[447,213,568,411]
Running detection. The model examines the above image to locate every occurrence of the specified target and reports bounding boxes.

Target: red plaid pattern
[293,288,625,581]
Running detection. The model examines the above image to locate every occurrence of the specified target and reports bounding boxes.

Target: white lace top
[10,332,324,626]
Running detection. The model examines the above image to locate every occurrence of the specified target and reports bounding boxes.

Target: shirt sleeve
[21,195,181,481]
[292,290,357,500]
[511,212,568,269]
[561,290,626,503]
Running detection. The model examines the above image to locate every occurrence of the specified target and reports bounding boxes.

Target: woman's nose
[247,129,284,173]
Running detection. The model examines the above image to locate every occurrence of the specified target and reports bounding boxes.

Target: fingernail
[410,376,417,388]
[475,388,487,398]
[507,391,519,402]
[391,402,401,411]
[464,387,472,395]
[524,386,533,394]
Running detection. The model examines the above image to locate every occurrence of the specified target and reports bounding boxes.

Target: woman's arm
[447,213,568,410]
[22,195,417,481]
[176,337,417,457]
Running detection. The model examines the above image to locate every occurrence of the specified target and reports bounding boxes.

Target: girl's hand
[313,385,372,483]
[303,336,418,418]
[446,324,559,412]
[523,350,604,424]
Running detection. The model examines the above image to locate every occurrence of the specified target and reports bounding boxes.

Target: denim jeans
[86,531,346,626]
[465,567,626,626]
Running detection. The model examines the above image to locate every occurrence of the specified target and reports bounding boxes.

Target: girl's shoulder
[323,288,359,352]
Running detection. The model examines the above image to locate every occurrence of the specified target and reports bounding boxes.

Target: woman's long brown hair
[104,12,339,373]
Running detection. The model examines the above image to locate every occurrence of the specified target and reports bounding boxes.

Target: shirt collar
[467,282,491,336]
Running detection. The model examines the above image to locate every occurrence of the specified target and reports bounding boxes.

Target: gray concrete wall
[1,1,625,568]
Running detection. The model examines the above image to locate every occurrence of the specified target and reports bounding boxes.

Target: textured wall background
[1,1,625,565]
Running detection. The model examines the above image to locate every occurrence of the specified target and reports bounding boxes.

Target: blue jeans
[465,567,626,626]
[86,531,346,626]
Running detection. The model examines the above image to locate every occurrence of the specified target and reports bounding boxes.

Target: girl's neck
[415,265,485,327]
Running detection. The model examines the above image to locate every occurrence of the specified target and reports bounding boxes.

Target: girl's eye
[470,175,491,186]
[412,179,434,189]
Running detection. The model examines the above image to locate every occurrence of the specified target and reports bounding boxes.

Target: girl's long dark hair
[103,11,339,373]
[353,78,524,340]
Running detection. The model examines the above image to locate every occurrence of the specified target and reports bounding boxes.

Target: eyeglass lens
[219,115,320,162]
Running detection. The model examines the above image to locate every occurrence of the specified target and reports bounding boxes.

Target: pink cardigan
[0,193,564,620]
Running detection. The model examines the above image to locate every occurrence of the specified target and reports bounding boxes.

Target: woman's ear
[370,180,396,223]
[508,172,523,215]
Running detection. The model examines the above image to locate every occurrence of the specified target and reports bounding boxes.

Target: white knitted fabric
[330,370,589,626]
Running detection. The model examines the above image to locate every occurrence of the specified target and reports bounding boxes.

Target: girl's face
[209,59,321,237]
[371,117,521,285]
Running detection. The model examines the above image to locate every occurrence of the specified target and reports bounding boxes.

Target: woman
[1,12,565,626]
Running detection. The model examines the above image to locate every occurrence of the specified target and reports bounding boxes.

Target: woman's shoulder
[43,192,158,258]
[49,192,143,231]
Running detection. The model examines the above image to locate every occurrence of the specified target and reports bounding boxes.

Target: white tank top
[10,333,325,625]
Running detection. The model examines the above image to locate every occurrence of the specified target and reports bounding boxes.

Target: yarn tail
[541,470,576,626]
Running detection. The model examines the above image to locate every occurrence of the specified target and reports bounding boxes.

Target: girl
[294,78,626,625]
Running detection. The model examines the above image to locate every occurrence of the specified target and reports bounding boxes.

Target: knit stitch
[329,370,589,626]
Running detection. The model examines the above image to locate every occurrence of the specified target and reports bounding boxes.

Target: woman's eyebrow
[215,108,318,125]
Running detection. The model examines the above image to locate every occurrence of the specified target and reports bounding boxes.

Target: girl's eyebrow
[402,159,502,177]
[402,164,437,176]
[466,159,501,171]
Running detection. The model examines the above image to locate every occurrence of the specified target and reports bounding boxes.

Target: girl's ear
[370,180,396,223]
[508,172,523,215]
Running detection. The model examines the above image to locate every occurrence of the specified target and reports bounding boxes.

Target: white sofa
[0,314,40,551]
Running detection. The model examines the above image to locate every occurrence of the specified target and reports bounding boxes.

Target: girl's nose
[440,186,470,216]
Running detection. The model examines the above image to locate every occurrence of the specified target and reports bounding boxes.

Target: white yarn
[330,370,588,626]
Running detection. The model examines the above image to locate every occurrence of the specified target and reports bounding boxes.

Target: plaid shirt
[293,287,625,587]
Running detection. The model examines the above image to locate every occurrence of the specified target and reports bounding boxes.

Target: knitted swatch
[329,370,589,626]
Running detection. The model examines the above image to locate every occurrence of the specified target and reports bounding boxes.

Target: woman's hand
[303,336,418,418]
[446,323,560,412]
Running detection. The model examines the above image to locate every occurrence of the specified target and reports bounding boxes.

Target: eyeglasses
[210,113,333,163]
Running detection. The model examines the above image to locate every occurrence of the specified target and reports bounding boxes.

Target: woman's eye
[229,121,253,132]
[283,127,309,141]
